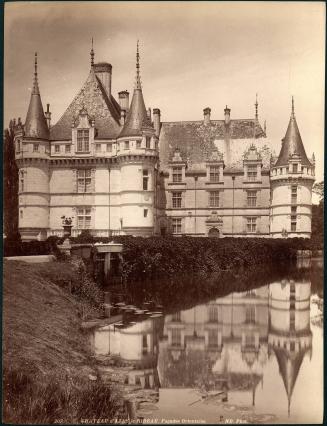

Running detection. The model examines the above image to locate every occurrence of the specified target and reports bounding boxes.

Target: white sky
[4,1,325,180]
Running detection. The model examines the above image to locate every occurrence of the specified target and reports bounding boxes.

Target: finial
[255,93,258,119]
[32,52,40,95]
[291,96,295,117]
[135,40,142,89]
[90,37,94,67]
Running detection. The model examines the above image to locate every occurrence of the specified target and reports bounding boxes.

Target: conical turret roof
[119,42,153,138]
[275,98,311,167]
[24,53,49,139]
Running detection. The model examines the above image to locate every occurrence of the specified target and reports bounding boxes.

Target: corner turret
[270,98,315,238]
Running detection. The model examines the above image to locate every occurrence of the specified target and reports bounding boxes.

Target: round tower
[14,53,50,241]
[116,41,159,236]
[270,98,315,238]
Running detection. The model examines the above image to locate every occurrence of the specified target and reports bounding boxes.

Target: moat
[91,260,323,424]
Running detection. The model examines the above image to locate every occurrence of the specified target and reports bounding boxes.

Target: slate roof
[159,119,268,171]
[50,69,121,140]
[275,113,312,167]
[119,87,153,138]
[24,53,49,140]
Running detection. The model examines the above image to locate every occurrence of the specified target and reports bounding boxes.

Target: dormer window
[33,143,39,152]
[172,167,183,183]
[146,136,151,149]
[209,166,220,182]
[247,165,257,181]
[292,164,298,173]
[77,129,89,152]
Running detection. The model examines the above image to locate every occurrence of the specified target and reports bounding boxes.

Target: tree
[3,121,19,239]
[313,181,324,205]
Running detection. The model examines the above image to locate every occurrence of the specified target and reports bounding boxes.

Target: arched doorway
[208,228,220,238]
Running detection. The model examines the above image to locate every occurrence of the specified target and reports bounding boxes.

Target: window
[280,168,283,175]
[247,165,257,181]
[142,334,148,355]
[55,145,60,153]
[144,209,148,218]
[172,312,181,322]
[208,330,218,347]
[77,169,92,193]
[20,171,24,192]
[137,140,142,149]
[291,215,297,232]
[146,136,151,149]
[172,192,182,208]
[172,167,182,183]
[96,143,101,153]
[20,210,23,220]
[247,190,257,207]
[16,140,21,152]
[209,306,218,322]
[245,306,255,323]
[292,164,298,173]
[247,217,257,233]
[172,218,182,234]
[77,207,91,229]
[209,166,220,182]
[171,328,181,347]
[77,129,89,152]
[124,141,129,150]
[209,191,220,207]
[291,185,297,204]
[65,144,71,153]
[245,334,255,347]
[106,143,112,153]
[291,206,297,214]
[33,143,39,152]
[143,170,149,190]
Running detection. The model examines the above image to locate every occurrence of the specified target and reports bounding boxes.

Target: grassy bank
[3,260,121,424]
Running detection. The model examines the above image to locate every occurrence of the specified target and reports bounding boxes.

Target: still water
[92,263,323,424]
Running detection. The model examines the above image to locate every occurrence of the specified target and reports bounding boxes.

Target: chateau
[13,44,315,240]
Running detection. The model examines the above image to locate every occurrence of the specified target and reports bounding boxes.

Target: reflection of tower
[93,315,164,389]
[268,279,312,416]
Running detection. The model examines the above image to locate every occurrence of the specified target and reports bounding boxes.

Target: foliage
[74,229,95,243]
[3,367,121,424]
[3,121,19,239]
[92,236,315,282]
[313,181,324,203]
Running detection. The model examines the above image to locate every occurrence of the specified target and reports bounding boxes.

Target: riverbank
[2,260,122,424]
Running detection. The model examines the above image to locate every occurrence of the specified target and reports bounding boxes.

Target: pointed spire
[32,52,40,95]
[24,52,49,139]
[255,93,258,120]
[275,98,311,167]
[90,37,95,68]
[119,41,153,138]
[135,40,142,89]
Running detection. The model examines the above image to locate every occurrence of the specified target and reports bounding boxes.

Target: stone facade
[13,49,315,240]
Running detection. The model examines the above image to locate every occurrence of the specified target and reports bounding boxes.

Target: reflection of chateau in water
[92,316,163,389]
[158,279,312,414]
[91,278,313,415]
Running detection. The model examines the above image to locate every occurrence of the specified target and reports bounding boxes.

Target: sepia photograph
[3,1,324,424]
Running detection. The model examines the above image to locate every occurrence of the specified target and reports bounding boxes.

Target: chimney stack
[118,90,129,111]
[45,103,51,129]
[224,105,231,125]
[203,107,211,125]
[120,109,126,125]
[94,63,112,97]
[153,108,161,137]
